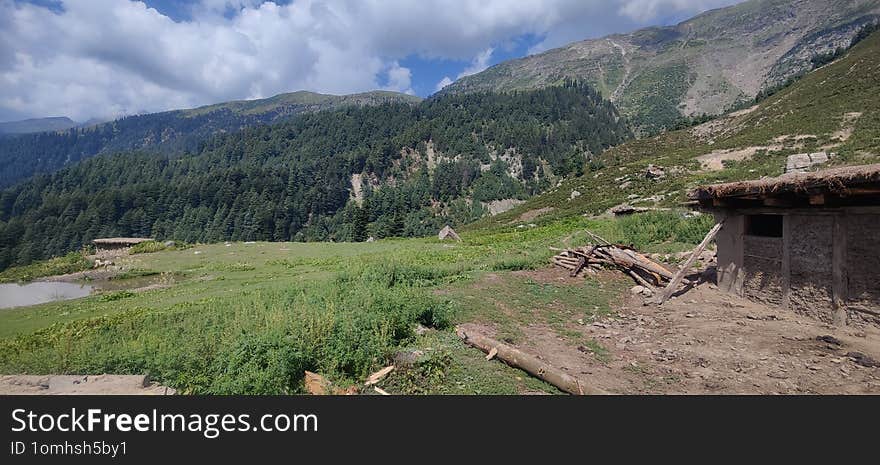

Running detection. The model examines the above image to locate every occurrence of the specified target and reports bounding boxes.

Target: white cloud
[0,0,745,121]
[435,76,454,92]
[457,48,494,79]
[434,47,494,93]
[384,61,415,95]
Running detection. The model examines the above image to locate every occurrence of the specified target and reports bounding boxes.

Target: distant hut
[92,237,152,256]
[438,225,462,242]
[689,164,880,326]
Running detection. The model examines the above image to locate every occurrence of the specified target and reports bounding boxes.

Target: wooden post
[658,221,725,305]
[781,214,792,310]
[832,214,848,326]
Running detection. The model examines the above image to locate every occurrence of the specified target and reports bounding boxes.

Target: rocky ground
[459,265,880,395]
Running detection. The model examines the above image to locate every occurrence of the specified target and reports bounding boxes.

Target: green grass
[0,211,710,394]
[0,251,92,283]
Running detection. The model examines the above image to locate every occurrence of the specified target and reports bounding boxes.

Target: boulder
[645,164,666,180]
[438,225,462,241]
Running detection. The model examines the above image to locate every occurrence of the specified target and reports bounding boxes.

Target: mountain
[476,27,880,229]
[0,90,422,188]
[440,0,880,134]
[0,117,79,135]
[0,82,631,269]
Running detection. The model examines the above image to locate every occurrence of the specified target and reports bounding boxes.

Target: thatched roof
[92,237,152,246]
[690,164,880,201]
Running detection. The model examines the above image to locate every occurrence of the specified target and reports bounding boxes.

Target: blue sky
[0,0,743,121]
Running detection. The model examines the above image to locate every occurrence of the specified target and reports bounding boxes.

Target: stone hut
[689,164,880,326]
[92,238,152,256]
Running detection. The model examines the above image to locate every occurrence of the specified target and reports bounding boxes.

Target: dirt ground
[459,268,880,395]
[0,375,176,395]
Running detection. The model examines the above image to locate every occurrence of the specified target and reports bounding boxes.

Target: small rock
[645,164,666,180]
[846,352,880,368]
[816,335,842,346]
[570,190,582,200]
[631,285,646,295]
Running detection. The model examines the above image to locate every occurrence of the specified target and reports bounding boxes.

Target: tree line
[0,81,631,270]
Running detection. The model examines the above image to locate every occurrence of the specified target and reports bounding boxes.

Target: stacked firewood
[551,243,676,288]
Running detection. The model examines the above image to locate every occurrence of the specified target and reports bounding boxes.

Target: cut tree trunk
[456,327,608,395]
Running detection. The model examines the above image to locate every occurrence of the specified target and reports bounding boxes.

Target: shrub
[0,251,92,283]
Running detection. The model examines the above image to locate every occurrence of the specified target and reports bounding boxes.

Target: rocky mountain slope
[475,27,880,230]
[0,90,421,188]
[441,0,880,134]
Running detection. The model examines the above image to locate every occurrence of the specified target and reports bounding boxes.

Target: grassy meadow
[0,212,710,394]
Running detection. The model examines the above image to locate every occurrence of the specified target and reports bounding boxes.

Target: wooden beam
[763,197,793,207]
[658,221,725,305]
[781,215,791,310]
[832,215,848,326]
[809,194,826,205]
[843,187,880,196]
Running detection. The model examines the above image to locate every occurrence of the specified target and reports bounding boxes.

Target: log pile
[551,235,676,288]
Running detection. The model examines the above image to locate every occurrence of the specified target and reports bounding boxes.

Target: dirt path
[459,270,880,394]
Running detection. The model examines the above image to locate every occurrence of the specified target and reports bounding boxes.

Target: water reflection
[0,282,93,309]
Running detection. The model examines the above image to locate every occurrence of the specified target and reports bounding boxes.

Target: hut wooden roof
[690,164,880,205]
[92,238,152,245]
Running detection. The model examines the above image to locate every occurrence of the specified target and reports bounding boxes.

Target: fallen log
[456,327,608,395]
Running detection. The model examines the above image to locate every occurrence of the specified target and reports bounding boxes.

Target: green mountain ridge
[441,0,880,134]
[0,83,629,269]
[0,90,421,188]
[0,117,79,135]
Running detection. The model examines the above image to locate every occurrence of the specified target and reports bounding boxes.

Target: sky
[0,0,744,122]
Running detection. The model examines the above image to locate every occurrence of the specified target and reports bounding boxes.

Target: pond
[0,281,93,309]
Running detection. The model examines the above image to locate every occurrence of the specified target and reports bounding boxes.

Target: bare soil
[459,269,880,394]
[0,375,175,395]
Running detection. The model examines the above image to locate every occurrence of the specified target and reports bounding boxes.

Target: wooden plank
[809,194,826,205]
[658,221,725,305]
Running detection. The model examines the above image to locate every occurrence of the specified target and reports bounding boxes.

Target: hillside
[475,28,880,230]
[0,83,630,269]
[441,0,880,134]
[0,117,79,135]
[0,90,421,188]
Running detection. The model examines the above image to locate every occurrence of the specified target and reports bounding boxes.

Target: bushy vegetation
[0,82,630,271]
[0,251,91,283]
[129,240,190,254]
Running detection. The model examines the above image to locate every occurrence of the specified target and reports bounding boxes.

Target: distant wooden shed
[690,164,880,326]
[92,237,152,254]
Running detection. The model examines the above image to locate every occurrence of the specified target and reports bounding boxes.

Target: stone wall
[788,215,834,322]
[716,210,879,326]
[742,235,784,306]
[846,214,880,320]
